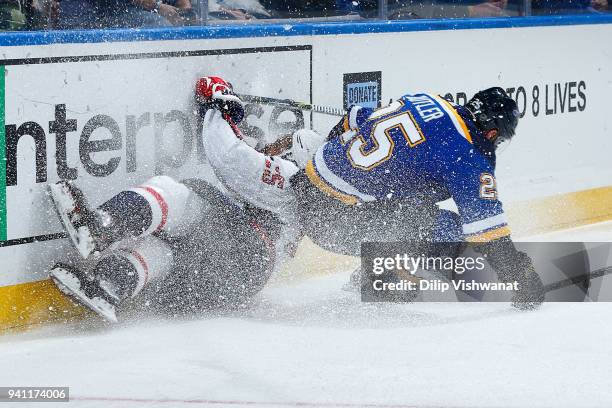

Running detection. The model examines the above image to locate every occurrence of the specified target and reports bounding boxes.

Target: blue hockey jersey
[305,93,510,242]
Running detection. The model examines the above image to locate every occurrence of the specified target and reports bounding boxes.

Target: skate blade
[50,267,118,323]
[49,183,95,259]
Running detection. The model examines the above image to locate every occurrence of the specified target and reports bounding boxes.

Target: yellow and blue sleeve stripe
[465,225,512,242]
[305,159,360,205]
[462,213,511,242]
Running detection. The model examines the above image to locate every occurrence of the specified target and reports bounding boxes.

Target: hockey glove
[195,76,245,125]
[474,238,545,310]
[511,260,545,310]
[326,105,361,141]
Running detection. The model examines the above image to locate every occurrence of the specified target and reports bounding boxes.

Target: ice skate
[49,181,112,259]
[49,264,119,323]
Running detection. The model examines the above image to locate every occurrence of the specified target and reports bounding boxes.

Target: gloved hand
[195,76,244,125]
[474,238,545,311]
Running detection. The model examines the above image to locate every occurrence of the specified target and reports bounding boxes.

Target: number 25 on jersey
[344,106,426,171]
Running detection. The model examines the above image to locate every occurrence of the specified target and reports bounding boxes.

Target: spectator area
[0,0,609,32]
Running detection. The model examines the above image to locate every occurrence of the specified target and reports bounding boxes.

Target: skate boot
[49,254,141,323]
[49,263,119,323]
[49,181,118,259]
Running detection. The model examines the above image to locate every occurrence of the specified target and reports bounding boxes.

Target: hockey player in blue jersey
[290,87,545,309]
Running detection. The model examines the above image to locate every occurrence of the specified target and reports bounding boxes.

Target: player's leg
[135,175,210,237]
[291,169,467,301]
[49,235,174,322]
[94,236,174,302]
[51,177,277,319]
[290,171,437,257]
[151,179,278,314]
[343,208,463,296]
[49,176,209,258]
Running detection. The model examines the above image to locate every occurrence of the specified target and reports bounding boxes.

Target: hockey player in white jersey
[48,76,325,322]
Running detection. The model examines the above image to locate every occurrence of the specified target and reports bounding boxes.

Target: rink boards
[0,16,611,329]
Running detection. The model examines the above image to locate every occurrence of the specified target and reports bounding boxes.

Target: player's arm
[446,168,545,309]
[202,109,303,258]
[201,109,298,209]
[195,76,298,211]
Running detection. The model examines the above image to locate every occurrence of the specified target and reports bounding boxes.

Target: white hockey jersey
[200,109,301,260]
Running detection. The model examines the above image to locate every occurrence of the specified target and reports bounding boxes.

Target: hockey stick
[237,93,346,117]
[543,265,612,294]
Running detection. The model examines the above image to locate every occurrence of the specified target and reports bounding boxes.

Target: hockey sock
[95,235,174,300]
[94,253,140,301]
[98,190,154,238]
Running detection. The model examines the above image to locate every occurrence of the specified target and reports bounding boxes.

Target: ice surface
[1,223,612,408]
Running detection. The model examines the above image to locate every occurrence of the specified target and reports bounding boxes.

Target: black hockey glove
[474,238,545,310]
